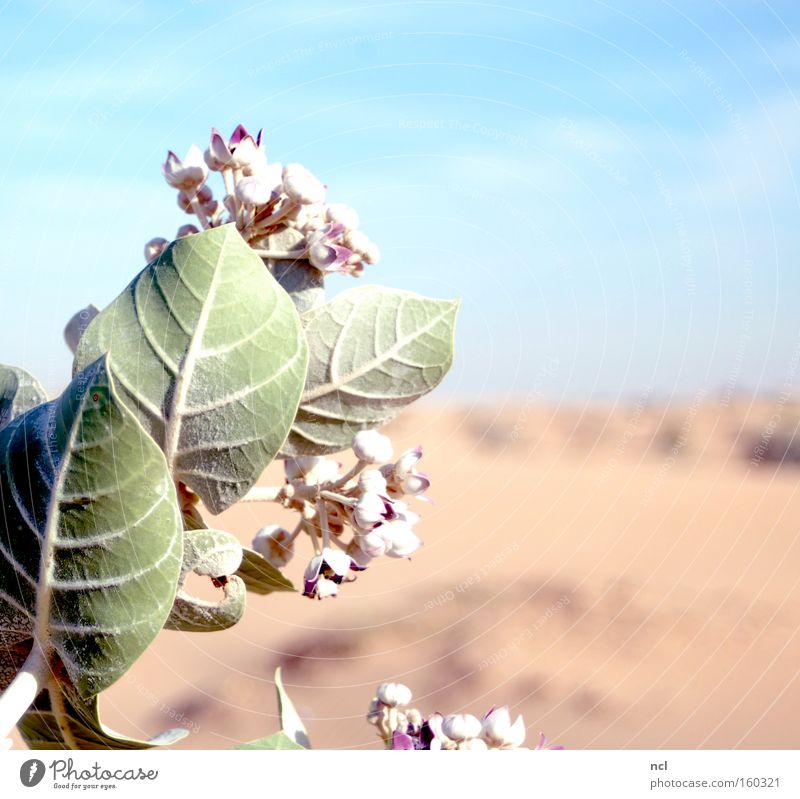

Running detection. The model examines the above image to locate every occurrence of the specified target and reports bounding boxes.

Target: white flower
[356,527,391,558]
[481,706,525,749]
[303,547,352,599]
[235,175,273,207]
[376,682,412,708]
[252,524,294,568]
[383,520,422,558]
[325,203,360,229]
[162,144,208,190]
[358,468,388,495]
[283,163,326,204]
[352,430,394,463]
[441,714,482,742]
[353,492,394,529]
[144,237,168,262]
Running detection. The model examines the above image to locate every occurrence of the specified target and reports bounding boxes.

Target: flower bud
[358,469,388,495]
[235,175,273,207]
[442,714,482,742]
[352,430,393,464]
[252,524,294,568]
[162,145,208,190]
[176,224,199,238]
[144,237,168,263]
[283,163,326,204]
[325,202,359,229]
[481,706,525,748]
[204,128,232,171]
[376,682,412,708]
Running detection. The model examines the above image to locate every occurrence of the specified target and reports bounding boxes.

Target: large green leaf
[0,364,47,429]
[0,356,184,744]
[165,529,246,632]
[18,692,188,750]
[74,225,309,514]
[283,286,459,456]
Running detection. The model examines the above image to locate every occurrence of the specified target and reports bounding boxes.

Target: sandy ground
[13,395,800,749]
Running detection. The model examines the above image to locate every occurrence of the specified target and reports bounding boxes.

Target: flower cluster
[147,125,380,276]
[366,682,563,751]
[251,430,430,600]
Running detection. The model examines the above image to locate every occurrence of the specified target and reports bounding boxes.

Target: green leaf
[232,731,303,750]
[0,363,47,429]
[165,529,246,632]
[74,225,309,514]
[18,692,188,750]
[282,286,459,456]
[275,667,310,748]
[235,547,296,595]
[0,356,183,743]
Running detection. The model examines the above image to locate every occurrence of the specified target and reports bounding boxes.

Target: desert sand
[12,395,800,749]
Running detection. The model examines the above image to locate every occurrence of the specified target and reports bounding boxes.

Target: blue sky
[1,0,799,402]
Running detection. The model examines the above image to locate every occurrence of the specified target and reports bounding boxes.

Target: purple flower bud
[144,237,168,263]
[352,430,394,463]
[283,163,326,204]
[176,224,199,238]
[162,145,208,190]
[235,175,273,207]
[252,524,294,568]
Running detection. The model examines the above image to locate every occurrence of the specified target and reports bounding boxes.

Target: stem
[329,460,368,490]
[189,195,209,230]
[304,516,322,556]
[317,499,331,550]
[222,169,235,198]
[0,646,47,740]
[240,485,285,503]
[286,519,304,544]
[320,490,356,507]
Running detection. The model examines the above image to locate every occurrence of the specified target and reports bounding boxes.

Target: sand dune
[12,396,800,749]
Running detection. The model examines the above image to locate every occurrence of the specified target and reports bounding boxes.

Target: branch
[0,646,47,740]
[239,485,286,503]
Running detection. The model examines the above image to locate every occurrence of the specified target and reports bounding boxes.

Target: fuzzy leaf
[0,364,47,429]
[0,356,184,747]
[275,667,310,748]
[74,225,309,514]
[18,692,188,750]
[235,548,296,595]
[232,731,303,750]
[165,529,246,632]
[282,286,459,456]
